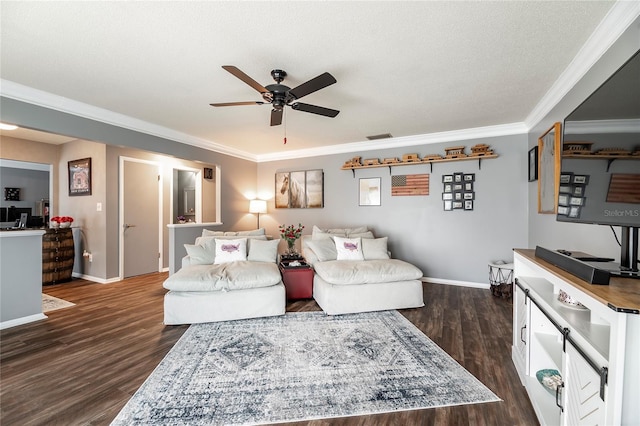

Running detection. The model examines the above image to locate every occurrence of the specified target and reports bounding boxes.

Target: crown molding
[524,1,640,130]
[256,122,528,162]
[564,118,640,135]
[0,80,258,162]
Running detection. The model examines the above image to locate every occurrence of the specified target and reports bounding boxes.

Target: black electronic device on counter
[535,246,610,285]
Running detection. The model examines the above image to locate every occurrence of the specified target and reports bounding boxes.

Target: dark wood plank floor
[1,274,537,425]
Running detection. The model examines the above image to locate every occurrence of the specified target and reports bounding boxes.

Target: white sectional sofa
[302,226,424,315]
[163,229,285,325]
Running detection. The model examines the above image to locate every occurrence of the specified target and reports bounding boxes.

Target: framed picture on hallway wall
[68,158,92,196]
[275,169,324,209]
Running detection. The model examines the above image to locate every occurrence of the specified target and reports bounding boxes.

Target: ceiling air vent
[366,133,393,140]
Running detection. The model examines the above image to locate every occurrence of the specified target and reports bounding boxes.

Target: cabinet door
[513,283,528,379]
[563,344,605,425]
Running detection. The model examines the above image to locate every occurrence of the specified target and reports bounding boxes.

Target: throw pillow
[307,238,338,262]
[349,231,375,239]
[237,228,266,236]
[247,239,280,263]
[184,243,215,265]
[334,236,364,261]
[202,229,225,237]
[312,225,369,240]
[362,237,390,260]
[214,238,247,264]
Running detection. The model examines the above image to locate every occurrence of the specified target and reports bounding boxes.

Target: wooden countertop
[514,248,640,314]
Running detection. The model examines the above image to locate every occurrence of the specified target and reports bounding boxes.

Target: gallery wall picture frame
[275,169,324,208]
[537,122,562,214]
[464,200,474,211]
[4,187,20,201]
[528,146,538,182]
[68,158,92,196]
[359,177,381,206]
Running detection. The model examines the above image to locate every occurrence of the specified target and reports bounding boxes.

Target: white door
[120,157,161,278]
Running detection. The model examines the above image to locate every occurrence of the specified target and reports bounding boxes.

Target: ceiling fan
[210,66,339,126]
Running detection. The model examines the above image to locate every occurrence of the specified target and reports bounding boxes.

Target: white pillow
[202,228,265,237]
[362,237,390,260]
[184,244,215,265]
[312,225,369,240]
[307,238,338,262]
[202,229,225,237]
[334,236,364,261]
[237,228,266,236]
[247,239,280,263]
[214,238,247,264]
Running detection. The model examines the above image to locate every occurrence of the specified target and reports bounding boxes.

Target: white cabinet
[512,249,640,426]
[512,282,528,383]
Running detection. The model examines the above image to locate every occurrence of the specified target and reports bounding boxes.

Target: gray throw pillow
[247,239,280,263]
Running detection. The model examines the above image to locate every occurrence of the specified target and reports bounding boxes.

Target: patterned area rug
[42,293,75,313]
[112,310,500,425]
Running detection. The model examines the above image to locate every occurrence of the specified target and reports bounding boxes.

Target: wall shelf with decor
[341,145,498,177]
[562,153,640,172]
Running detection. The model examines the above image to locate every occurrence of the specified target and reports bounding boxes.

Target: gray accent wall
[258,134,529,284]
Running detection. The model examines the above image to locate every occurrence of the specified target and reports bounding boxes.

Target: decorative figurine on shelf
[177,215,187,224]
[279,223,305,255]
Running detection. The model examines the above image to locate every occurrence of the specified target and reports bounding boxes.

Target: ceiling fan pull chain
[283,107,287,144]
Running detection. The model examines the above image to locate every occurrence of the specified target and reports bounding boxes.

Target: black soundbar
[535,246,610,285]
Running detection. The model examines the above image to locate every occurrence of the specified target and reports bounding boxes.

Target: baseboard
[72,272,121,284]
[422,276,490,289]
[0,313,47,330]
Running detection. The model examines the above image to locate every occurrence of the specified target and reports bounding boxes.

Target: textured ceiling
[0,1,620,160]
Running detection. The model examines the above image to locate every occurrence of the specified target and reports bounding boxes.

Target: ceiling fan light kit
[210,66,339,127]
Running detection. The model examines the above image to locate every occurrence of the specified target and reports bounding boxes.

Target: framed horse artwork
[275,170,324,209]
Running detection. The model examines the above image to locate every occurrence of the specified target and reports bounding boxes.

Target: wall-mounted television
[558,49,640,278]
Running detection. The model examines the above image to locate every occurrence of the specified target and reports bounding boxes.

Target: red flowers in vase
[279,223,305,253]
[50,216,74,228]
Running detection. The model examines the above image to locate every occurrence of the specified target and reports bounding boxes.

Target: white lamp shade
[249,199,267,214]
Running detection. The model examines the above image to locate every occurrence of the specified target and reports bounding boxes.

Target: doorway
[119,157,162,279]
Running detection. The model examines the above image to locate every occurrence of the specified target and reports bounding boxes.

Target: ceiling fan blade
[210,101,265,107]
[288,72,337,99]
[270,109,283,126]
[222,65,269,93]
[291,102,340,118]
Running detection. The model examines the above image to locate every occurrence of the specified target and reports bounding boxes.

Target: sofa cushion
[362,237,390,260]
[313,259,422,285]
[334,236,365,261]
[214,238,247,264]
[184,244,215,265]
[202,228,265,237]
[163,261,281,292]
[311,225,370,240]
[247,239,280,263]
[306,238,338,262]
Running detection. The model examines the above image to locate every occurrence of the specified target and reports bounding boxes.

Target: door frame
[118,156,163,280]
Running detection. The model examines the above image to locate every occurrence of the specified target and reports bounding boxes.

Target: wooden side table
[279,261,314,300]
